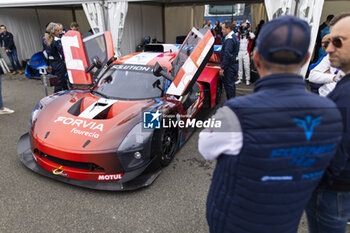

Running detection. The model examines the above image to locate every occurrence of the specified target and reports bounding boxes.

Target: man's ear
[253,50,260,69]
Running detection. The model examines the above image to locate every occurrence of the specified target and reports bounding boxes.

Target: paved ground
[0,73,347,233]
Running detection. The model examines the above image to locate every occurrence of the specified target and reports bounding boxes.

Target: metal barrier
[0,58,10,73]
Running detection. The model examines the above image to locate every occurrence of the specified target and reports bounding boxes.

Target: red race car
[17,28,222,191]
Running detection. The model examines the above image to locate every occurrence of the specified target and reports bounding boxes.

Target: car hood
[31,90,159,152]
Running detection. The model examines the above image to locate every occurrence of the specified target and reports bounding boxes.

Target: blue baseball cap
[256,15,310,64]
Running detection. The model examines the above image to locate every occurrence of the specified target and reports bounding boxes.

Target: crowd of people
[1,11,350,233]
[204,18,264,88]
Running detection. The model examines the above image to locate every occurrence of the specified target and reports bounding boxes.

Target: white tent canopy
[82,1,128,57]
[0,0,263,7]
[0,0,349,74]
[0,0,139,7]
[0,1,163,64]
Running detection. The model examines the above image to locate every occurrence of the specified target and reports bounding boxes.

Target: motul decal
[98,174,123,181]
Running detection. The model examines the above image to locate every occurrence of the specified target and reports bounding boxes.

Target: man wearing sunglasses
[308,34,344,96]
[306,12,350,233]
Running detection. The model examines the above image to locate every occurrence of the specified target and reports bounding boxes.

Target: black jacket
[0,32,16,50]
[207,74,343,233]
[220,31,239,72]
[324,74,350,190]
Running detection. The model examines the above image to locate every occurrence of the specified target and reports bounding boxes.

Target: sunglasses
[323,37,344,49]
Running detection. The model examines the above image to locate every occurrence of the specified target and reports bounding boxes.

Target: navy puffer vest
[206,74,343,233]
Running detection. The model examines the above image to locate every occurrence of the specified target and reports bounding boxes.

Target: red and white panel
[167,30,214,96]
[62,30,93,85]
[104,31,114,61]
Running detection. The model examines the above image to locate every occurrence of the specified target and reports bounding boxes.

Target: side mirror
[93,57,102,69]
[85,57,102,73]
[152,79,161,88]
[107,55,117,66]
[153,62,173,82]
[153,62,163,77]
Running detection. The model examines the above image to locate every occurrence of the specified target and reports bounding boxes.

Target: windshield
[171,28,202,77]
[91,64,165,100]
[83,33,107,67]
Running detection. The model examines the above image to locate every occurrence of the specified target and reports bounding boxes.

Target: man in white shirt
[308,34,344,96]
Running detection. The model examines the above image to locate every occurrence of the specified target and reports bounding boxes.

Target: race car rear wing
[145,43,221,63]
[144,44,181,53]
[62,31,114,85]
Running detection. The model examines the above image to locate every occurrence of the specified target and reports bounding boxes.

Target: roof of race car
[114,51,176,71]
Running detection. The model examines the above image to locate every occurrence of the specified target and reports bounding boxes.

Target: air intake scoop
[79,98,118,119]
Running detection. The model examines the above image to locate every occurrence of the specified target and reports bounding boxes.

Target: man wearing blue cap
[306,12,350,233]
[198,15,343,233]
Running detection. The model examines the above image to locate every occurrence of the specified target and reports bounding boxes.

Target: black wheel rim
[161,128,177,160]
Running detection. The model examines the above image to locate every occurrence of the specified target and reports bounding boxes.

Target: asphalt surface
[0,73,347,233]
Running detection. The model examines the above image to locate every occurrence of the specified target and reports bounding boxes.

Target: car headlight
[29,102,42,130]
[117,122,154,171]
[29,94,59,130]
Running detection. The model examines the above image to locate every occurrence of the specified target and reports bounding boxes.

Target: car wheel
[160,126,178,166]
[215,77,223,105]
[152,124,178,167]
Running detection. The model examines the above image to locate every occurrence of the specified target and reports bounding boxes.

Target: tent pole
[35,7,42,34]
[72,6,77,22]
[162,3,165,42]
[190,6,194,28]
[294,0,299,16]
[102,0,107,31]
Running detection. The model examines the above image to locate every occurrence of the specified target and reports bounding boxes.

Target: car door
[62,31,114,85]
[166,28,215,97]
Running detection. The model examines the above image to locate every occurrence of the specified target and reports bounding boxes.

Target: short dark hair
[270,51,300,63]
[223,22,233,30]
[330,12,350,26]
[70,21,79,28]
[326,14,334,22]
[0,25,6,29]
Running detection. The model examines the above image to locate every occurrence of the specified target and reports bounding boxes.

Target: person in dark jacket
[43,22,68,93]
[219,21,239,99]
[198,15,343,233]
[312,14,334,63]
[0,25,23,75]
[67,21,79,32]
[306,12,350,233]
[212,20,222,45]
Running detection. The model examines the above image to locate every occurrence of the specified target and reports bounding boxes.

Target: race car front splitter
[17,133,161,191]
